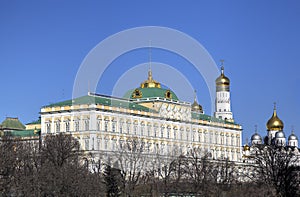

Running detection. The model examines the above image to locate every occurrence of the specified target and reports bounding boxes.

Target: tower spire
[273,102,277,116]
[255,125,258,134]
[194,89,197,102]
[220,59,224,75]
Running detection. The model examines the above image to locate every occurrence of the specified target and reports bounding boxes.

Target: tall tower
[214,62,233,122]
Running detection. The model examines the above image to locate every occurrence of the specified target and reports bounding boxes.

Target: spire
[148,68,153,81]
[220,59,224,75]
[273,102,277,117]
[194,89,197,102]
[148,40,153,81]
[140,44,161,89]
[255,125,258,134]
[291,125,295,134]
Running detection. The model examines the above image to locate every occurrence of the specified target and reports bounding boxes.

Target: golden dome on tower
[266,104,284,131]
[215,62,230,92]
[215,66,230,86]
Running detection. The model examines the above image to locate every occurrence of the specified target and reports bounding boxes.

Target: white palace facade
[40,66,243,162]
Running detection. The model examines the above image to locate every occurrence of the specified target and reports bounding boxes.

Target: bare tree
[251,145,300,197]
[39,133,104,196]
[115,138,146,196]
[185,147,214,196]
[0,136,19,195]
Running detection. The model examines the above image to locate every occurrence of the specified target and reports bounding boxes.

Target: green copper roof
[1,117,25,130]
[191,112,238,125]
[43,95,156,113]
[2,129,40,138]
[123,87,179,101]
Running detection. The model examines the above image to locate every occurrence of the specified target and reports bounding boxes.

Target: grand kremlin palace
[40,66,243,162]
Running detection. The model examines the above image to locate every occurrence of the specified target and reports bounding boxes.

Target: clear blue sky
[1,1,300,142]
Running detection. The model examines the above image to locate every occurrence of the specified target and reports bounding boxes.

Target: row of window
[46,120,89,133]
[45,119,240,146]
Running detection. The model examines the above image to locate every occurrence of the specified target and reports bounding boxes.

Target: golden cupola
[266,104,284,131]
[191,90,203,113]
[215,66,230,91]
[140,68,161,88]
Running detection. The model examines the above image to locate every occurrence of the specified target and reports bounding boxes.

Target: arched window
[75,120,79,131]
[65,121,70,132]
[46,122,51,133]
[55,120,60,132]
[85,119,89,131]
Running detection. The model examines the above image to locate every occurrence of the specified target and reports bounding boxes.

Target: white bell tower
[214,61,233,122]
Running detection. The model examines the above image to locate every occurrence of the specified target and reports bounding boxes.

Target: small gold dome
[266,105,284,131]
[191,90,203,113]
[192,101,203,113]
[140,69,161,88]
[243,144,250,151]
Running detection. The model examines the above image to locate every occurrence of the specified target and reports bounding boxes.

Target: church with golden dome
[243,104,299,161]
[40,64,243,166]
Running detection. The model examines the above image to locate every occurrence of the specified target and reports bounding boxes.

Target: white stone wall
[41,107,242,162]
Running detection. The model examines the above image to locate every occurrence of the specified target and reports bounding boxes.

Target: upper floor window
[75,121,80,131]
[112,122,116,132]
[161,127,164,138]
[198,132,201,142]
[97,120,101,131]
[127,124,130,134]
[104,121,108,132]
[173,129,177,139]
[141,126,144,136]
[55,121,60,132]
[119,122,123,133]
[85,120,89,131]
[147,126,151,137]
[134,126,137,135]
[46,123,51,133]
[65,121,70,132]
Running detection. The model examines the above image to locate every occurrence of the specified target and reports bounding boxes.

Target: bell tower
[214,61,233,122]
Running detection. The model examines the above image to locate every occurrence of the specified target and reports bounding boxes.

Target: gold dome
[140,69,161,88]
[266,104,284,131]
[191,90,203,113]
[243,144,250,151]
[216,66,230,85]
[192,101,203,113]
[215,66,230,91]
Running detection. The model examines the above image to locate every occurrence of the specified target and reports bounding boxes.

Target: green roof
[123,87,179,101]
[1,117,25,130]
[191,112,238,125]
[44,95,156,113]
[3,129,40,138]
